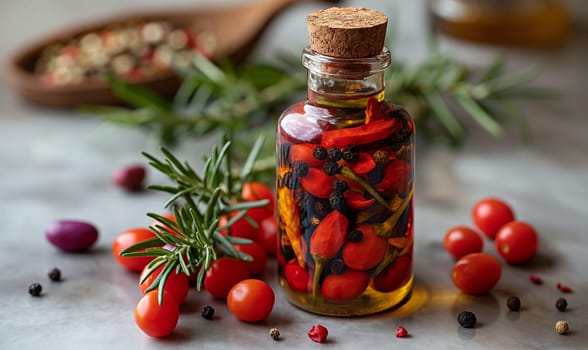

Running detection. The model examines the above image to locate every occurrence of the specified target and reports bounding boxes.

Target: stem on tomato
[370,247,399,278]
[311,254,327,302]
[340,165,390,210]
[374,189,413,239]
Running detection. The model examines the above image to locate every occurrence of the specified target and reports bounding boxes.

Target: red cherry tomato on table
[242,182,275,233]
[227,279,275,322]
[204,257,249,299]
[472,197,515,239]
[219,214,258,240]
[242,181,275,212]
[257,215,278,256]
[495,221,539,264]
[443,226,484,260]
[112,227,158,272]
[134,290,179,338]
[139,264,190,305]
[452,253,502,294]
[234,241,268,276]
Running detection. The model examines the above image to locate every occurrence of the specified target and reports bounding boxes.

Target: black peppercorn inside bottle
[276,7,415,316]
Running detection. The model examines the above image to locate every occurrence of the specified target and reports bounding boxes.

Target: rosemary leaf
[479,64,539,95]
[121,250,168,258]
[456,93,503,137]
[106,75,172,114]
[177,249,191,276]
[479,56,505,83]
[425,92,464,141]
[140,259,166,285]
[120,237,164,256]
[238,135,265,189]
[213,231,241,257]
[157,261,176,305]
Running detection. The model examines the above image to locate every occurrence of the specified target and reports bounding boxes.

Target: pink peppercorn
[557,283,573,293]
[529,274,543,285]
[308,324,328,343]
[396,326,409,338]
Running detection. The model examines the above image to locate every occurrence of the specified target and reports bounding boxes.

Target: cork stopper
[306,7,388,58]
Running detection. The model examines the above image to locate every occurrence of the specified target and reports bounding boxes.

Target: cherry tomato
[452,253,502,294]
[495,221,538,264]
[242,181,275,212]
[372,255,412,292]
[227,279,275,322]
[139,264,190,305]
[112,227,158,272]
[134,290,179,338]
[234,241,267,276]
[257,216,278,256]
[284,260,311,292]
[443,226,484,259]
[342,224,387,270]
[472,197,515,239]
[321,270,369,302]
[242,182,275,232]
[204,257,249,299]
[219,214,258,240]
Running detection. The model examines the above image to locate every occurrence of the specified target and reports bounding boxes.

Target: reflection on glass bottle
[428,0,572,47]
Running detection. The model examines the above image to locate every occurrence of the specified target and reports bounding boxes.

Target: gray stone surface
[1,0,587,349]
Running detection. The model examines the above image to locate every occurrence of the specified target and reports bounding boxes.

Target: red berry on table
[395,326,409,338]
[308,324,328,343]
[529,274,543,285]
[113,164,146,191]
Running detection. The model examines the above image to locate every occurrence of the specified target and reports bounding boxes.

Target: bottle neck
[302,47,391,108]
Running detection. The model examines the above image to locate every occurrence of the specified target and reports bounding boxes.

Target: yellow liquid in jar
[276,98,415,316]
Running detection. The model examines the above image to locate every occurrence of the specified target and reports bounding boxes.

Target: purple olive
[45,220,99,251]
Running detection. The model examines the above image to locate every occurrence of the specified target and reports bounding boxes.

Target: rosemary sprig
[121,136,269,305]
[86,52,304,148]
[89,49,553,149]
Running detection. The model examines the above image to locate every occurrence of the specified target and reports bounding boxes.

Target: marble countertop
[1,0,587,349]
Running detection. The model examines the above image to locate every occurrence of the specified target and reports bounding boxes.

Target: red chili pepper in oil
[321,118,401,149]
[310,210,349,298]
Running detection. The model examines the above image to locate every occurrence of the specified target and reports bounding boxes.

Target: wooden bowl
[6,0,342,108]
[5,11,195,108]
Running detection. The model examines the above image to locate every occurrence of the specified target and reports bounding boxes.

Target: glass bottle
[276,7,415,316]
[428,0,571,47]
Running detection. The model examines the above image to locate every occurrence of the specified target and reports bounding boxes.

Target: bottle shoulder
[277,98,415,144]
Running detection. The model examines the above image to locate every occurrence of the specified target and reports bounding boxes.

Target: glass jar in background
[275,7,415,316]
[428,0,572,47]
